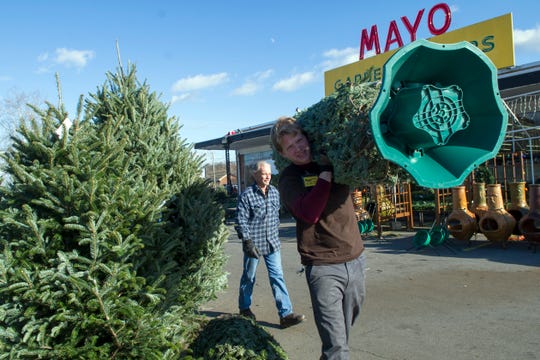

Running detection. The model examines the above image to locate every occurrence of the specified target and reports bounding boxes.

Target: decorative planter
[446,186,476,241]
[506,182,529,235]
[471,182,488,224]
[518,184,540,247]
[351,189,369,221]
[478,184,516,243]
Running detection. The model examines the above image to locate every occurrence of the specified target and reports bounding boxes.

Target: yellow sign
[302,175,318,188]
[324,13,514,96]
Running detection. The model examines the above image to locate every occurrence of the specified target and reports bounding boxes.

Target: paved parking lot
[203,218,540,360]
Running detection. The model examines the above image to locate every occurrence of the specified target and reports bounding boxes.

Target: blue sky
[1,1,540,163]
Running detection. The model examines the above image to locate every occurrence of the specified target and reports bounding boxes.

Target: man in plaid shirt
[236,161,305,329]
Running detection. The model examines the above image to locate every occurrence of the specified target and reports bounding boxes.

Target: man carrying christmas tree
[271,116,367,360]
[236,160,305,329]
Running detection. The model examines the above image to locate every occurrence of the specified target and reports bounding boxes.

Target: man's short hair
[270,116,304,153]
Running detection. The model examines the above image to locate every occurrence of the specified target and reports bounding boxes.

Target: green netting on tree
[187,315,288,360]
[273,82,409,187]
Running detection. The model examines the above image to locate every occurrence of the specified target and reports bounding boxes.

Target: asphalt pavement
[202,217,540,360]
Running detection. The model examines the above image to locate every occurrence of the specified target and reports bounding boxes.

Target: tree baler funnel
[369,39,508,189]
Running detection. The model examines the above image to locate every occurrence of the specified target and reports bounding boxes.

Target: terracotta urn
[518,184,540,245]
[478,184,516,243]
[446,186,476,241]
[471,182,488,224]
[506,182,529,235]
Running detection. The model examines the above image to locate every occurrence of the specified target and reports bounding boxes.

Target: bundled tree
[273,82,410,186]
[187,316,288,359]
[0,64,228,358]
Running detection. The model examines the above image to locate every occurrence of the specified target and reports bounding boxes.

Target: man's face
[279,132,311,165]
[255,165,272,188]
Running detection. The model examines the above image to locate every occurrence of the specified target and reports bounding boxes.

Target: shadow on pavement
[362,230,539,267]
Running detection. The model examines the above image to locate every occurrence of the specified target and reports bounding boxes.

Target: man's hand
[242,239,260,259]
[318,154,334,174]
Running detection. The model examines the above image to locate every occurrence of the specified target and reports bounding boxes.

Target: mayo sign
[325,9,515,96]
[359,2,452,60]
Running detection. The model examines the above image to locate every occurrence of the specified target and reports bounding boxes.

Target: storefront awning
[194,123,273,151]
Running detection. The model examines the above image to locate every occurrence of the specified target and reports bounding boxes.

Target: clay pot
[446,186,476,241]
[478,184,516,243]
[506,182,529,235]
[471,182,488,223]
[518,184,540,244]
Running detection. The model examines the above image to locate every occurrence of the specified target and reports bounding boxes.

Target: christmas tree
[273,82,410,186]
[0,64,228,358]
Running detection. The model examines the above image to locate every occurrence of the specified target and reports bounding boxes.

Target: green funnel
[369,39,508,188]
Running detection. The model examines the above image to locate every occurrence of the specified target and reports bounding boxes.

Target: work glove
[318,153,334,173]
[242,239,260,259]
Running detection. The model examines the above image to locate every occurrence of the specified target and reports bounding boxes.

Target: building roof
[498,61,540,100]
[194,122,273,151]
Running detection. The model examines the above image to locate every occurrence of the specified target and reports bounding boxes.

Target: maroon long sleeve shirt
[278,162,364,265]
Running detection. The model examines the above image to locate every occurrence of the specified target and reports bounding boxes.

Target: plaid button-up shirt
[236,183,281,256]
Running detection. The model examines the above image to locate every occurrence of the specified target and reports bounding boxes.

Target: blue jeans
[238,250,293,318]
[305,253,367,360]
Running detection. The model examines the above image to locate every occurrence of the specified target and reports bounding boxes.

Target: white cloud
[54,48,95,68]
[232,82,258,96]
[171,93,194,104]
[255,69,273,81]
[172,72,229,92]
[320,47,359,71]
[514,25,540,53]
[363,49,377,59]
[232,69,274,96]
[273,72,316,92]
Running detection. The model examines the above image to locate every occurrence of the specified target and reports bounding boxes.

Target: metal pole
[225,144,232,195]
[530,138,535,184]
[211,152,216,188]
